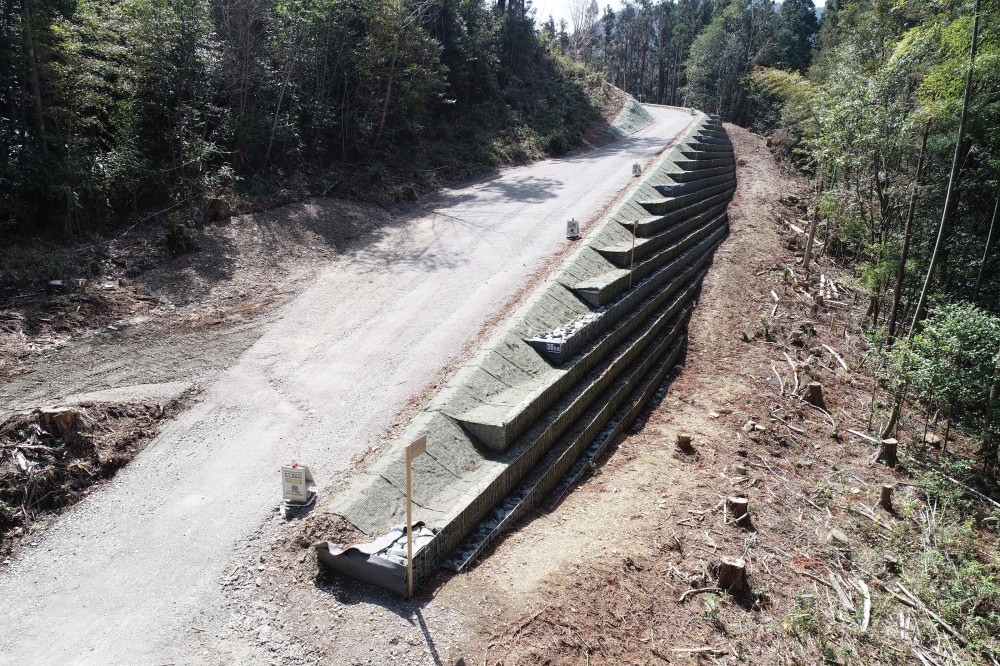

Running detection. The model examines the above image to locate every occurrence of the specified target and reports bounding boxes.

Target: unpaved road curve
[0,107,693,664]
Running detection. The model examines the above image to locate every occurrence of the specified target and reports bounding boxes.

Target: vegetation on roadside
[1,0,615,245]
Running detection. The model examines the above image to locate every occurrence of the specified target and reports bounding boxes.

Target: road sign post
[405,435,427,598]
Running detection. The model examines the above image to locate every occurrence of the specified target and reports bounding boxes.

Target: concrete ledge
[695,134,732,146]
[574,213,727,307]
[685,141,733,153]
[598,200,731,265]
[652,172,736,198]
[666,163,736,183]
[527,222,726,365]
[674,157,736,171]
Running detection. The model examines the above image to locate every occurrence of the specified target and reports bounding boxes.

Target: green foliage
[684,0,782,123]
[0,0,609,240]
[883,302,1000,444]
[775,0,819,73]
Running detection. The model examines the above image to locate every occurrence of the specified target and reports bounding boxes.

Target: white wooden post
[405,435,427,598]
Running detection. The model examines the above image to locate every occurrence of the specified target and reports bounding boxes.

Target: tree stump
[876,438,898,468]
[805,382,826,409]
[206,197,232,221]
[718,556,746,593]
[726,496,750,527]
[36,407,84,443]
[879,484,894,512]
[676,433,693,451]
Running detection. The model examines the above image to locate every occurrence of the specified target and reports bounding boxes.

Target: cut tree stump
[36,407,85,443]
[726,496,750,527]
[676,433,693,451]
[879,484,894,512]
[718,556,746,593]
[876,438,898,467]
[805,382,826,409]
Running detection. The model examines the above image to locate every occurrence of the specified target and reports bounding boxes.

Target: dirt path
[0,107,694,664]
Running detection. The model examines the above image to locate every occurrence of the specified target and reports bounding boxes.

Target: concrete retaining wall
[315,112,736,593]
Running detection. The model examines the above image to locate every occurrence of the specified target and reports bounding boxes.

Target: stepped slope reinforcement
[313,110,735,595]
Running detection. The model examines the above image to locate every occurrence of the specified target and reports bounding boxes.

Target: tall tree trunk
[882,0,982,439]
[982,370,998,461]
[264,33,305,168]
[373,29,400,150]
[21,0,46,159]
[973,183,999,302]
[671,47,679,105]
[887,123,930,343]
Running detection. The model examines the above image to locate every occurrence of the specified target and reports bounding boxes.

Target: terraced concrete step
[527,222,726,366]
[699,128,730,139]
[695,134,732,146]
[653,171,736,197]
[573,212,727,307]
[639,177,736,216]
[685,143,733,155]
[599,199,731,264]
[666,163,736,183]
[679,147,727,160]
[612,189,735,243]
[455,242,709,451]
[674,157,736,170]
[443,301,696,571]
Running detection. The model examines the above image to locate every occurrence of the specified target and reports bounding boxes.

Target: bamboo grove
[0,0,608,237]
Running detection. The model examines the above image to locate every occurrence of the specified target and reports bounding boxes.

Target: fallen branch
[854,578,871,632]
[671,646,728,656]
[794,568,835,589]
[678,586,723,603]
[822,343,849,371]
[847,429,880,444]
[895,583,969,647]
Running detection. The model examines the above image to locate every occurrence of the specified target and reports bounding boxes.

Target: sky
[529,0,826,30]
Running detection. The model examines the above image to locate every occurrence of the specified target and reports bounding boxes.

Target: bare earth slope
[0,107,693,664]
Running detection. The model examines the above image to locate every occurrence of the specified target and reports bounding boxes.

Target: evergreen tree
[775,0,819,72]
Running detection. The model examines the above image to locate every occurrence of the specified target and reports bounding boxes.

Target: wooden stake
[405,435,427,599]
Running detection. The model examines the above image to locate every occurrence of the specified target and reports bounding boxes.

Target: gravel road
[0,106,693,664]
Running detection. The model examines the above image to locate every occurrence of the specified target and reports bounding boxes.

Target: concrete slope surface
[0,106,693,664]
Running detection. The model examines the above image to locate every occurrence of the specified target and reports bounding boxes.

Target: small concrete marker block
[566,217,580,240]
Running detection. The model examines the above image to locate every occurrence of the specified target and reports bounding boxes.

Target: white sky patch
[530,0,826,30]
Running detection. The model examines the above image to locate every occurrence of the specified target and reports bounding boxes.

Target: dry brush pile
[0,399,188,557]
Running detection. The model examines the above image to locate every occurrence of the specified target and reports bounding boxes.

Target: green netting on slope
[606,95,655,140]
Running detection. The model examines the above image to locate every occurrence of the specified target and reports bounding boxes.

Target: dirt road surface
[0,107,693,664]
